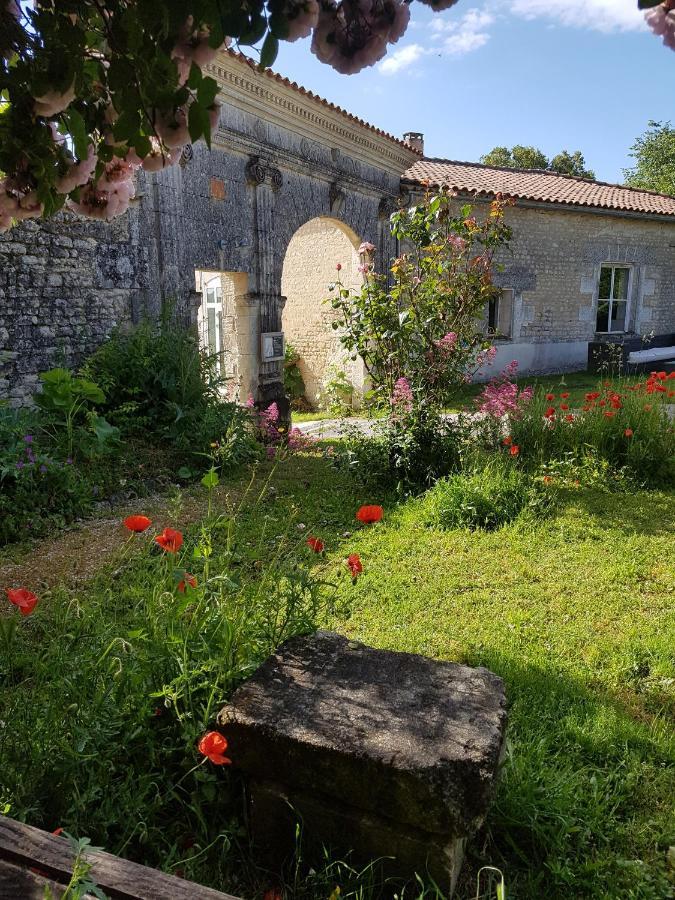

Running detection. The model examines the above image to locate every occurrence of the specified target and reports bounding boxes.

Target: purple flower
[23,434,33,444]
[66,457,73,465]
[15,461,24,470]
[40,464,47,474]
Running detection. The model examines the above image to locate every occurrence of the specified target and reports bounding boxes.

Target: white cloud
[506,0,646,33]
[379,9,494,74]
[379,43,427,74]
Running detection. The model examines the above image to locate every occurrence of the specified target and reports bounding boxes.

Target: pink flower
[475,362,532,419]
[33,81,76,117]
[358,241,376,254]
[391,377,413,413]
[645,1,675,50]
[283,0,320,41]
[447,234,467,251]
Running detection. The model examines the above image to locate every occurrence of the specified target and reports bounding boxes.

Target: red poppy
[565,414,574,423]
[502,435,513,446]
[582,404,591,412]
[544,407,556,419]
[306,536,325,553]
[604,411,615,418]
[198,731,232,765]
[155,528,183,553]
[356,505,383,524]
[644,404,652,411]
[669,391,675,398]
[509,445,520,456]
[177,573,197,593]
[346,553,363,577]
[599,400,606,407]
[124,515,152,533]
[624,428,634,438]
[585,392,600,401]
[52,828,63,836]
[603,380,611,387]
[669,372,675,379]
[5,587,38,616]
[560,403,569,411]
[545,393,555,401]
[263,891,283,900]
[560,392,570,399]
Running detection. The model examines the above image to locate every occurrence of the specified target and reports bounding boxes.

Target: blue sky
[274,0,673,184]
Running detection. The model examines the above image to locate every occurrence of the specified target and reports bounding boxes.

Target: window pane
[596,301,610,332]
[598,267,612,299]
[487,297,499,332]
[207,308,217,354]
[610,300,627,332]
[612,268,629,300]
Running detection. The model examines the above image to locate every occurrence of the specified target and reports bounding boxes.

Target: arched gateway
[141,51,419,413]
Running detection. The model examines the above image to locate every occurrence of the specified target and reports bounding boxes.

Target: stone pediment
[206,51,419,178]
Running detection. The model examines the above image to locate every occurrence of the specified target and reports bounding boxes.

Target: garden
[1,192,674,900]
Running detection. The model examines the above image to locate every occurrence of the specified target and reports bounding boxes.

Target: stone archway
[281,217,365,410]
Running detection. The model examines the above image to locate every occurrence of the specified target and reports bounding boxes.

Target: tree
[481,145,549,171]
[623,121,675,196]
[480,145,595,179]
[549,150,595,180]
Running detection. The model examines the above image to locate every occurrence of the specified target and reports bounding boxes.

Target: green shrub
[422,460,553,531]
[284,342,307,407]
[82,320,259,469]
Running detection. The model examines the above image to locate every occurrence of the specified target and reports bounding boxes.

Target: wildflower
[336,263,342,271]
[358,241,375,254]
[502,435,512,446]
[177,573,198,593]
[391,377,413,413]
[155,528,183,553]
[560,403,569,411]
[306,536,325,553]
[624,428,634,438]
[545,393,555,401]
[565,415,574,423]
[447,234,467,252]
[346,553,363,578]
[544,407,556,419]
[5,587,38,616]
[509,445,520,456]
[23,434,33,444]
[560,392,570,399]
[124,515,152,533]
[52,828,64,836]
[582,404,591,412]
[604,411,615,418]
[356,505,383,524]
[585,392,600,401]
[198,731,232,765]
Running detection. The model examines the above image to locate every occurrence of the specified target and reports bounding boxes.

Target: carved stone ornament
[378,196,397,220]
[246,156,267,186]
[270,168,283,190]
[329,181,345,215]
[179,144,194,167]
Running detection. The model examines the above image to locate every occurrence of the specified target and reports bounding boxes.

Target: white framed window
[596,265,630,333]
[203,276,223,372]
[487,289,513,338]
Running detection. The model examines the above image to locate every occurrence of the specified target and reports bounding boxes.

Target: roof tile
[402,158,675,218]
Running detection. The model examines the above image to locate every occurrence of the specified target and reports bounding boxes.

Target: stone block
[218,631,507,893]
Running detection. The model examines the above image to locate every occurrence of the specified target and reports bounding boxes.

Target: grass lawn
[1,451,673,899]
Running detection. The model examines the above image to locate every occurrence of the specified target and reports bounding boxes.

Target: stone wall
[0,211,147,405]
[281,217,362,405]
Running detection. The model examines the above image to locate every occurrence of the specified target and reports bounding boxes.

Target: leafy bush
[284,342,307,408]
[422,460,553,531]
[337,407,464,491]
[82,320,259,469]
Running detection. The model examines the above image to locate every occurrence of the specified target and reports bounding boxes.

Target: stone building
[1,50,674,407]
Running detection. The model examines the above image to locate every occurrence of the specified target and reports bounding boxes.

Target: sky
[274,0,673,184]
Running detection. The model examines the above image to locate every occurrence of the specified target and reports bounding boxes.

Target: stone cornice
[206,52,419,177]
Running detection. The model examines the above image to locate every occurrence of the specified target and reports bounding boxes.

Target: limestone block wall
[0,212,146,405]
[281,218,362,406]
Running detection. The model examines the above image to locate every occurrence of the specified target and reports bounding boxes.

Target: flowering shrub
[489,372,675,487]
[329,191,512,413]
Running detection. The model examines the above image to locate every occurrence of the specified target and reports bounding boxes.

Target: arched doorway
[281,217,365,411]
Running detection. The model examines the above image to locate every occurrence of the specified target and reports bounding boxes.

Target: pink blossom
[33,81,76,117]
[645,1,675,49]
[447,234,467,252]
[282,0,320,41]
[357,263,370,274]
[57,145,98,195]
[435,332,458,352]
[155,106,190,149]
[141,141,181,172]
[391,376,413,413]
[358,241,376,254]
[417,0,459,9]
[475,361,532,419]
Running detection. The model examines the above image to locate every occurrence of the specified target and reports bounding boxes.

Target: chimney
[403,132,424,155]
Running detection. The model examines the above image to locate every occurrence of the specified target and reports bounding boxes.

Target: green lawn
[1,451,673,899]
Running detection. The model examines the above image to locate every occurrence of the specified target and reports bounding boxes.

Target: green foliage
[421,460,553,531]
[82,320,259,469]
[480,145,595,179]
[318,362,354,415]
[623,120,675,195]
[284,342,307,405]
[329,192,511,411]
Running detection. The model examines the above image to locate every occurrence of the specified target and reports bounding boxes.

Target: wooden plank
[0,857,84,899]
[0,816,242,900]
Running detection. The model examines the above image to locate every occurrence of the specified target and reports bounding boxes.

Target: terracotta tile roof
[402,158,675,218]
[228,51,421,155]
